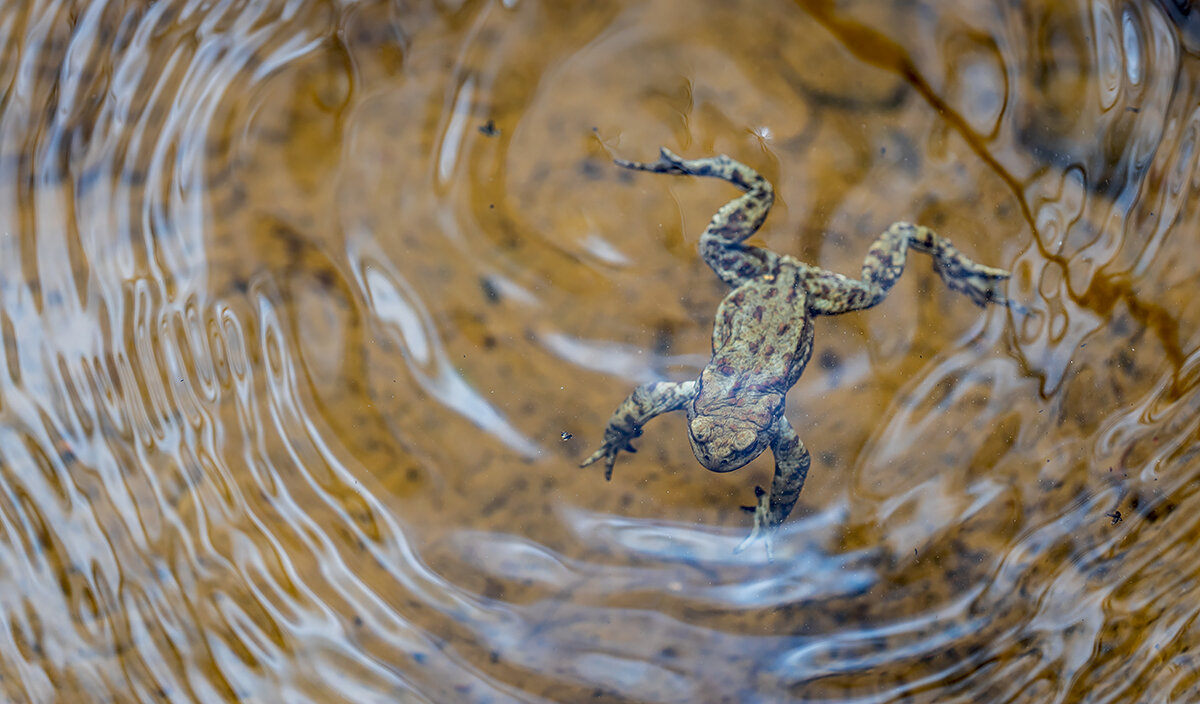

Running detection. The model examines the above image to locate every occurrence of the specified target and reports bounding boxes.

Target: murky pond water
[2,0,1200,701]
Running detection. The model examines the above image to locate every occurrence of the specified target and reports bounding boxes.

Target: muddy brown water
[1,0,1199,701]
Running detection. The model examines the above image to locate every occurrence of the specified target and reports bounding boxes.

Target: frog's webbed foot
[613,147,691,175]
[908,226,1029,315]
[734,485,775,561]
[807,223,1029,317]
[733,417,809,560]
[936,258,1024,313]
[580,428,641,481]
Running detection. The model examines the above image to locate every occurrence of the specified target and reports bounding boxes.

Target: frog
[580,147,1020,559]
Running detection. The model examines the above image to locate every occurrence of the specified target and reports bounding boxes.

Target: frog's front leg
[581,381,697,480]
[734,415,810,560]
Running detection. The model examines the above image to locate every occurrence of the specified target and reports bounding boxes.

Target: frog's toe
[977,264,1012,281]
[581,442,628,481]
[984,285,1030,315]
[579,448,605,468]
[614,148,689,175]
[950,271,1016,309]
[734,526,775,562]
[733,485,775,560]
[656,146,686,167]
[1006,299,1032,317]
[580,443,615,467]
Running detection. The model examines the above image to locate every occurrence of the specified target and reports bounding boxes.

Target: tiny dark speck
[1106,510,1122,525]
[579,159,604,180]
[818,349,840,370]
[561,432,573,440]
[413,652,428,664]
[479,119,500,136]
[480,277,501,303]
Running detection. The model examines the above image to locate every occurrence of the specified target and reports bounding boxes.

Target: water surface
[1,0,1199,701]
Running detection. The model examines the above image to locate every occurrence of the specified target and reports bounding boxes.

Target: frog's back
[710,266,815,394]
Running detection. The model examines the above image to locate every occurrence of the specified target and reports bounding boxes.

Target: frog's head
[686,389,782,473]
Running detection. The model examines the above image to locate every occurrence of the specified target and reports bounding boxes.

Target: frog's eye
[733,429,756,451]
[690,417,713,441]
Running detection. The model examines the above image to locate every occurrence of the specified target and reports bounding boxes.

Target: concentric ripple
[0,0,1198,702]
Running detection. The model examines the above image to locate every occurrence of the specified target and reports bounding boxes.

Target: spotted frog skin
[581,148,1019,558]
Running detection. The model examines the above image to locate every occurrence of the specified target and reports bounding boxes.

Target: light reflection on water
[1,0,1199,701]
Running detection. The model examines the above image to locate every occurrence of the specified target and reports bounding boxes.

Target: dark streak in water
[792,0,1188,378]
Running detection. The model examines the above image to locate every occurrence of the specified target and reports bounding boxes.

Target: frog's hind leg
[615,148,778,286]
[734,415,810,561]
[804,222,1018,316]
